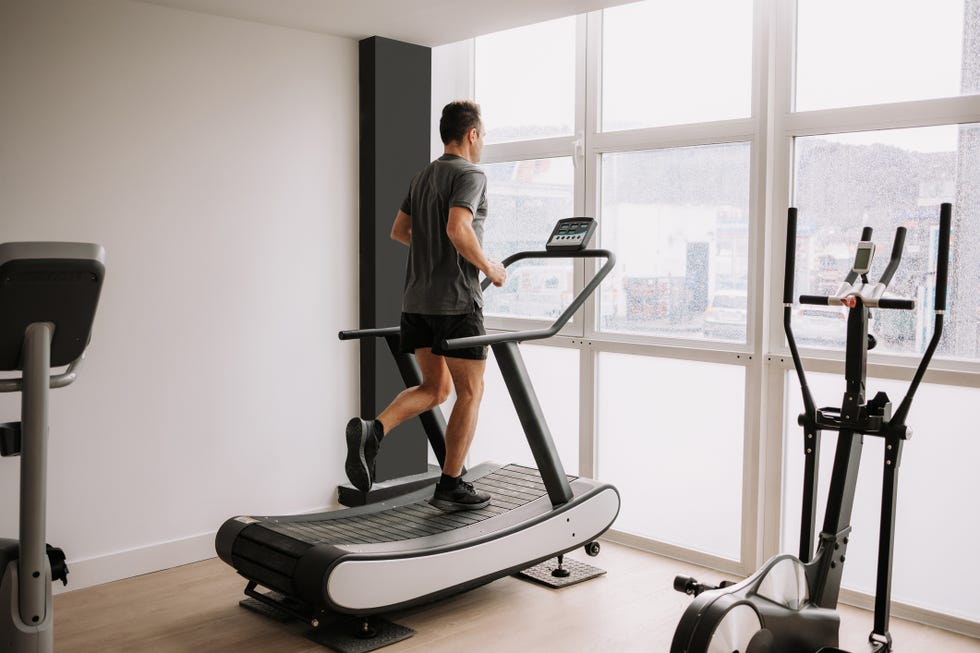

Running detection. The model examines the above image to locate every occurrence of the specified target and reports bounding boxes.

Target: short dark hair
[439,100,482,145]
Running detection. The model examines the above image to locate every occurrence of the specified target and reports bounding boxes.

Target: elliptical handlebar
[935,203,952,312]
[443,249,615,350]
[889,202,952,427]
[783,208,817,418]
[784,203,954,431]
[795,225,913,309]
[798,295,916,310]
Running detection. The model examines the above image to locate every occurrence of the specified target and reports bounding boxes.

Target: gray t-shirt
[400,154,488,314]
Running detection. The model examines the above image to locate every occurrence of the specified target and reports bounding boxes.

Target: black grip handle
[936,202,951,311]
[338,326,401,341]
[799,295,914,309]
[878,227,907,287]
[878,298,916,310]
[783,208,797,304]
[860,226,874,241]
[799,295,831,306]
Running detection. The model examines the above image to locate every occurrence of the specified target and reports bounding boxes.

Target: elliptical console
[669,204,952,653]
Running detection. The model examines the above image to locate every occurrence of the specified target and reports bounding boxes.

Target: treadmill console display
[545,218,597,252]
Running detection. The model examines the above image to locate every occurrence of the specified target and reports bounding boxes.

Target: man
[345,100,506,511]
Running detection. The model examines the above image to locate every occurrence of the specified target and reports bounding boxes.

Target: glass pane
[597,353,743,560]
[601,0,752,131]
[796,0,976,111]
[599,143,751,341]
[475,17,575,144]
[783,371,980,622]
[792,125,980,361]
[464,345,579,473]
[482,158,575,320]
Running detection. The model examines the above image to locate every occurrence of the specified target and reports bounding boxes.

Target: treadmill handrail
[443,248,615,350]
[338,326,400,341]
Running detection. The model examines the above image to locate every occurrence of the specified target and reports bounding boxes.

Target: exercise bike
[1,242,105,653]
[670,203,952,653]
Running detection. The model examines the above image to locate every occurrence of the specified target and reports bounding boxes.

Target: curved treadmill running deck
[216,463,619,614]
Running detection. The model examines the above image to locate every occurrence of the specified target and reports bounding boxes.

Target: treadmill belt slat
[251,465,572,547]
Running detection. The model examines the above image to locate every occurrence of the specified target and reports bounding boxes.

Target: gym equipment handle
[782,208,797,304]
[935,203,951,311]
[338,326,400,341]
[444,249,616,350]
[798,295,916,310]
[0,355,85,393]
[878,226,907,287]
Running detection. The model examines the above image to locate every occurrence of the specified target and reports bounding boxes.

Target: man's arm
[446,206,506,286]
[390,210,411,246]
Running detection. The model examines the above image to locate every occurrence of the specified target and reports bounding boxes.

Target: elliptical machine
[670,203,952,653]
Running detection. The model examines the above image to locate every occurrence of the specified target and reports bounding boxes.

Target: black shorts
[400,308,488,360]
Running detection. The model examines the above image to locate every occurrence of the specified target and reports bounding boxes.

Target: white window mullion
[761,0,798,568]
[578,11,602,480]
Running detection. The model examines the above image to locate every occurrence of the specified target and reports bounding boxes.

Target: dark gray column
[359,37,431,481]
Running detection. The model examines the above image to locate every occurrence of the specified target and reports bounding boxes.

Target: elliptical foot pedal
[306,616,415,653]
[517,556,606,588]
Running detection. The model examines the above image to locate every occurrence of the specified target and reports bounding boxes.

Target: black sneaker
[428,479,491,512]
[345,418,380,492]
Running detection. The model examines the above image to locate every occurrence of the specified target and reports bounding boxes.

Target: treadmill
[215,219,620,626]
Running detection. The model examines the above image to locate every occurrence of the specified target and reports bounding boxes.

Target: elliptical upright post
[669,203,952,653]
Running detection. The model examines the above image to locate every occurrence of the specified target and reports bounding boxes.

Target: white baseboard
[54,531,218,595]
[54,503,339,594]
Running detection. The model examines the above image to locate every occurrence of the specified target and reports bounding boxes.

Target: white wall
[0,0,359,590]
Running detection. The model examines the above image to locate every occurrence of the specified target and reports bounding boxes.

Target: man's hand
[484,260,506,287]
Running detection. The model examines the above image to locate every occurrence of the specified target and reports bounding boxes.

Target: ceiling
[135,0,635,47]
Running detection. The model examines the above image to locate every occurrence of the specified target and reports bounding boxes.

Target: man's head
[440,100,484,162]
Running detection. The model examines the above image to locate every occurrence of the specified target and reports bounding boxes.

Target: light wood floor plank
[53,542,979,652]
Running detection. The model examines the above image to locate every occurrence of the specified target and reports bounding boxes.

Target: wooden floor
[54,541,979,652]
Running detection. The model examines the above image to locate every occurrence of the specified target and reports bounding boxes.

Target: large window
[474,17,576,143]
[599,144,751,341]
[432,0,980,634]
[598,353,744,560]
[792,125,980,359]
[481,158,575,320]
[795,0,977,111]
[601,0,753,130]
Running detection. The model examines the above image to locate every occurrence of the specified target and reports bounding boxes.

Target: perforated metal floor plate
[306,617,415,653]
[517,556,606,588]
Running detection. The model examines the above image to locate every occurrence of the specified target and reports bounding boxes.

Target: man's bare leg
[441,356,486,476]
[345,348,450,492]
[376,348,451,434]
[428,355,491,511]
